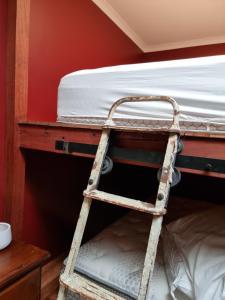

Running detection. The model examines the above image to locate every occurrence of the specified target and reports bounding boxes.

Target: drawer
[0,268,41,300]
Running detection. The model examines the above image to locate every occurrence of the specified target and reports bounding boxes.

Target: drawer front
[0,268,41,300]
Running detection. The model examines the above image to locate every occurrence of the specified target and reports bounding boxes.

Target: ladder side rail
[138,132,179,300]
[58,129,111,300]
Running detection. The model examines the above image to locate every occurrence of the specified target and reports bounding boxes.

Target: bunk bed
[52,55,225,299]
[19,55,225,182]
[19,56,225,178]
[6,1,225,298]
[62,202,224,300]
[19,55,222,179]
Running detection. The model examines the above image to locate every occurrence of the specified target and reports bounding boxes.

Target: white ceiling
[92,0,225,52]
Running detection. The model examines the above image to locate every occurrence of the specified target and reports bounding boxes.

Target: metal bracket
[177,138,184,153]
[55,140,225,174]
[55,140,97,155]
[157,167,181,187]
[101,156,113,175]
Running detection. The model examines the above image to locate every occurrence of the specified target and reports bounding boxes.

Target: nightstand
[0,241,49,300]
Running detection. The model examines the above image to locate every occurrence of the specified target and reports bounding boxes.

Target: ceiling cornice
[92,0,225,53]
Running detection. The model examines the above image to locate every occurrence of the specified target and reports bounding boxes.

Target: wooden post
[4,0,30,239]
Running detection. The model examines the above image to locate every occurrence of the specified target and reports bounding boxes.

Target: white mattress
[58,55,225,133]
[71,211,171,300]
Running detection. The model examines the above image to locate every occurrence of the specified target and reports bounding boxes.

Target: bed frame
[5,0,225,243]
[19,121,225,179]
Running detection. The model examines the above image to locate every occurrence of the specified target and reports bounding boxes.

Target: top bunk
[57,55,225,134]
[19,55,225,179]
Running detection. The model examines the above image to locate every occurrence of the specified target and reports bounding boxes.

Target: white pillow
[162,205,225,300]
[162,228,193,299]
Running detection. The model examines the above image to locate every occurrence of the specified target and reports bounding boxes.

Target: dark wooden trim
[18,122,225,178]
[4,0,30,239]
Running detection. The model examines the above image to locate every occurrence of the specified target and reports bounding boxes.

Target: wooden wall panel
[0,0,8,219]
[4,0,30,239]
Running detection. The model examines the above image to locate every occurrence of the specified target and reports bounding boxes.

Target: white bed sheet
[58,55,225,133]
[163,205,225,300]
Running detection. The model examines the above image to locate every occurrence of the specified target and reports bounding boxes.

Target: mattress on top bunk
[58,55,225,133]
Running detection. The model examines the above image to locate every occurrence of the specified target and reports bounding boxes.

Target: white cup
[0,223,12,250]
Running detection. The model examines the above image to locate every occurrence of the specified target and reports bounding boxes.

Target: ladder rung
[83,190,166,215]
[60,272,126,300]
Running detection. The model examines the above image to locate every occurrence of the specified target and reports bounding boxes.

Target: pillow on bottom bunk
[66,211,171,300]
[162,205,225,300]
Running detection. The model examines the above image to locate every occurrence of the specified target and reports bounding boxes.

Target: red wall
[24,0,141,253]
[28,0,142,122]
[0,0,7,219]
[143,43,225,62]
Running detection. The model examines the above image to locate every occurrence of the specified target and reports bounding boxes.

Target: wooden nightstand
[0,241,49,300]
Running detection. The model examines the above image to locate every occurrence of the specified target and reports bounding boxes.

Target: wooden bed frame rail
[19,122,225,180]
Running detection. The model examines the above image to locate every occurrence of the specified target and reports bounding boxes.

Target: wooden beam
[19,122,225,158]
[19,123,101,153]
[4,0,30,239]
[18,122,225,178]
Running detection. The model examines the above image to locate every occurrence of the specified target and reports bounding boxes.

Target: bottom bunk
[61,197,225,300]
[20,151,225,299]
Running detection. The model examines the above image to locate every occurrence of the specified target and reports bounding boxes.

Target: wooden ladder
[57,96,180,300]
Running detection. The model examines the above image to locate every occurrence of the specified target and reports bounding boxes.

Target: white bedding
[73,211,171,300]
[58,55,225,133]
[63,199,217,300]
[162,205,225,300]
